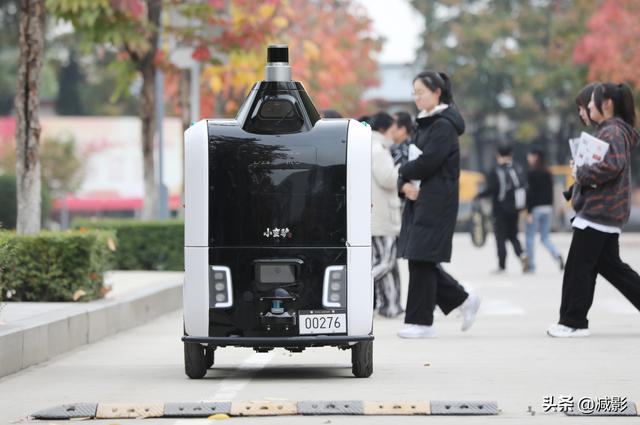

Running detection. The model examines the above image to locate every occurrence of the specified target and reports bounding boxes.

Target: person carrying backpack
[476,142,529,273]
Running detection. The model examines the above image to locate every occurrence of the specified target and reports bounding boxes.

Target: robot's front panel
[206,121,351,338]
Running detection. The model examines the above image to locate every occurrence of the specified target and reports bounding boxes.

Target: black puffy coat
[397,106,464,263]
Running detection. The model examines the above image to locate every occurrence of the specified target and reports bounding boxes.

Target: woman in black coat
[396,70,481,338]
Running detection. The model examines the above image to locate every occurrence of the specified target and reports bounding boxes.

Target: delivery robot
[182,44,373,379]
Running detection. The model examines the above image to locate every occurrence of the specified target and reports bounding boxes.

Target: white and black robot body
[182,45,373,378]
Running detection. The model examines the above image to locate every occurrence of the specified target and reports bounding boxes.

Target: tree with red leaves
[47,0,223,219]
[199,0,381,118]
[574,0,640,88]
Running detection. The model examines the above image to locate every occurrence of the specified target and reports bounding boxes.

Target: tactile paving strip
[31,403,97,420]
[363,401,430,415]
[32,399,503,418]
[298,400,364,415]
[230,401,297,416]
[96,403,164,419]
[164,402,232,417]
[430,401,499,415]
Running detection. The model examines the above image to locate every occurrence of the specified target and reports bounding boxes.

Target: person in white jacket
[370,111,403,317]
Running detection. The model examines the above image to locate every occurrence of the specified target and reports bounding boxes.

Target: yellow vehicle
[458,166,574,231]
[550,165,575,230]
[459,170,486,204]
[457,170,486,229]
[549,165,575,190]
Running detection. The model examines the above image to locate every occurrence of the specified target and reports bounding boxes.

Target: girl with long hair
[548,82,640,337]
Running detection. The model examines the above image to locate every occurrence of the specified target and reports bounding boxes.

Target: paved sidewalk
[1,233,640,424]
[0,271,183,378]
[0,271,182,325]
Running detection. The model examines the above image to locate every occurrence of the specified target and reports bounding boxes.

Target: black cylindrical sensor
[267,44,289,63]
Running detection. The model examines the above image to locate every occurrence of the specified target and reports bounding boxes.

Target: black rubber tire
[351,341,373,378]
[184,342,208,379]
[205,347,215,369]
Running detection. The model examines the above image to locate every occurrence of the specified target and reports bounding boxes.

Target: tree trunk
[139,0,162,220]
[15,0,44,234]
[140,63,158,221]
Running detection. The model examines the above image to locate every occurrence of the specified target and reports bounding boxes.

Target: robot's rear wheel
[184,342,208,379]
[351,341,373,378]
[205,347,215,369]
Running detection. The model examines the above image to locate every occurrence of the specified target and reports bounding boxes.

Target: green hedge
[0,230,115,302]
[73,220,184,271]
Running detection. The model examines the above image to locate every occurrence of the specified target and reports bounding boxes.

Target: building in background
[1,116,184,224]
[363,63,418,115]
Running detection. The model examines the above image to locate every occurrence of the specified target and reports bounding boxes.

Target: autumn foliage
[198,0,381,118]
[573,0,640,88]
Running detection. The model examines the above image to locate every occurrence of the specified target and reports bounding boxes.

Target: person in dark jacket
[548,82,640,338]
[475,143,529,273]
[396,70,480,339]
[390,111,413,166]
[525,147,563,273]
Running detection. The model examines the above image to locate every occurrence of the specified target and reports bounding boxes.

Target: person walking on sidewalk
[476,143,529,273]
[548,82,640,338]
[396,70,480,339]
[525,147,564,273]
[370,111,404,318]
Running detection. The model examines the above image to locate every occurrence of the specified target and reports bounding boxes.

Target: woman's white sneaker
[547,323,590,338]
[459,294,481,331]
[397,324,437,338]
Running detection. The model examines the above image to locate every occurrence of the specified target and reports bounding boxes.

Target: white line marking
[204,351,274,402]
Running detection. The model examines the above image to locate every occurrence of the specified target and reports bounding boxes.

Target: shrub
[0,230,115,302]
[73,220,184,271]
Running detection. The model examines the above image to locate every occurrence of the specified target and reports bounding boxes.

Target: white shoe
[459,294,481,331]
[547,323,590,338]
[397,324,437,339]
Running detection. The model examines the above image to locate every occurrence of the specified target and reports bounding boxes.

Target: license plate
[298,310,346,335]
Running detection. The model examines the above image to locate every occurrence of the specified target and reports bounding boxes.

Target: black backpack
[496,164,526,213]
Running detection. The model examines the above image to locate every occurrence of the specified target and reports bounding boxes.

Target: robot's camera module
[259,99,295,119]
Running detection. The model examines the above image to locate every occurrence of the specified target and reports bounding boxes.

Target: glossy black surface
[208,247,347,337]
[241,82,320,134]
[206,79,350,337]
[208,119,348,248]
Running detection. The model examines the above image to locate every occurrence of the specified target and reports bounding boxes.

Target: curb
[31,400,500,419]
[0,279,182,379]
